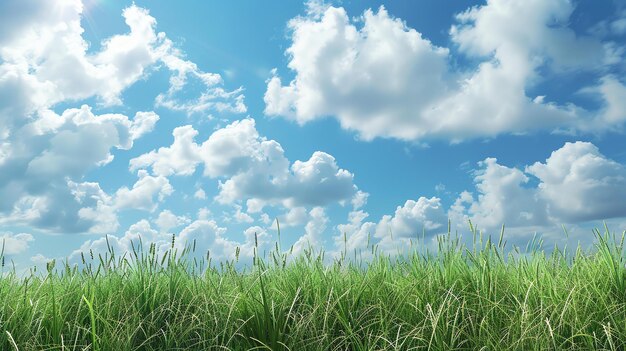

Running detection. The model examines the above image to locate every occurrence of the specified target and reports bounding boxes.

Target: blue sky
[1,0,626,271]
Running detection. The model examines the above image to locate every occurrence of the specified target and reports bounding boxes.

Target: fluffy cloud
[194,188,207,200]
[335,197,447,255]
[292,207,328,255]
[155,49,247,115]
[336,141,626,253]
[231,205,254,223]
[451,142,626,232]
[67,170,174,233]
[176,221,268,261]
[527,142,626,222]
[450,0,604,69]
[265,6,450,140]
[449,159,548,230]
[69,220,161,265]
[0,106,157,233]
[0,2,159,129]
[68,181,119,234]
[0,0,244,127]
[70,217,270,267]
[115,170,173,211]
[155,210,190,233]
[266,1,625,141]
[0,1,245,233]
[279,207,309,227]
[131,118,359,213]
[351,190,369,210]
[335,210,376,253]
[1,232,34,255]
[130,125,201,176]
[377,198,447,239]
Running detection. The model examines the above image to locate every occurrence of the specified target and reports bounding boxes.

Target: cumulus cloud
[336,141,626,253]
[0,106,157,233]
[69,220,162,265]
[114,170,173,211]
[292,207,328,255]
[335,197,447,255]
[155,209,190,233]
[450,142,626,233]
[527,142,626,222]
[68,181,119,234]
[194,188,207,200]
[335,210,376,254]
[377,197,448,239]
[70,217,270,267]
[130,125,201,176]
[0,1,246,233]
[66,170,174,234]
[448,159,548,230]
[232,204,254,223]
[1,232,34,255]
[279,207,309,227]
[131,118,359,213]
[0,2,161,135]
[265,6,450,140]
[351,190,369,210]
[265,1,625,141]
[0,0,244,129]
[155,48,247,115]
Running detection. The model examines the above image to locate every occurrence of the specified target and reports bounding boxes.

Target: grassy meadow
[1,223,626,350]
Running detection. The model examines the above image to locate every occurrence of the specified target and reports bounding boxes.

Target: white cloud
[335,141,626,254]
[279,207,309,227]
[155,209,190,233]
[0,0,249,234]
[194,188,207,200]
[0,1,244,129]
[201,118,289,178]
[335,210,377,253]
[69,180,119,234]
[612,17,626,35]
[265,6,450,140]
[114,170,173,211]
[130,125,201,176]
[132,118,359,213]
[70,214,272,268]
[265,2,625,141]
[0,2,159,125]
[197,207,212,220]
[155,39,247,115]
[450,142,626,233]
[217,148,356,212]
[1,232,34,255]
[582,76,626,128]
[0,105,157,233]
[351,190,369,210]
[450,0,604,70]
[30,253,51,265]
[232,205,254,223]
[334,197,446,255]
[449,158,548,230]
[69,220,162,266]
[376,197,447,239]
[130,111,160,140]
[260,213,273,225]
[177,219,226,251]
[527,141,626,222]
[292,207,328,255]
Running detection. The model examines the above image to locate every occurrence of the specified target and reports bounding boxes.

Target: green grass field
[1,223,625,350]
